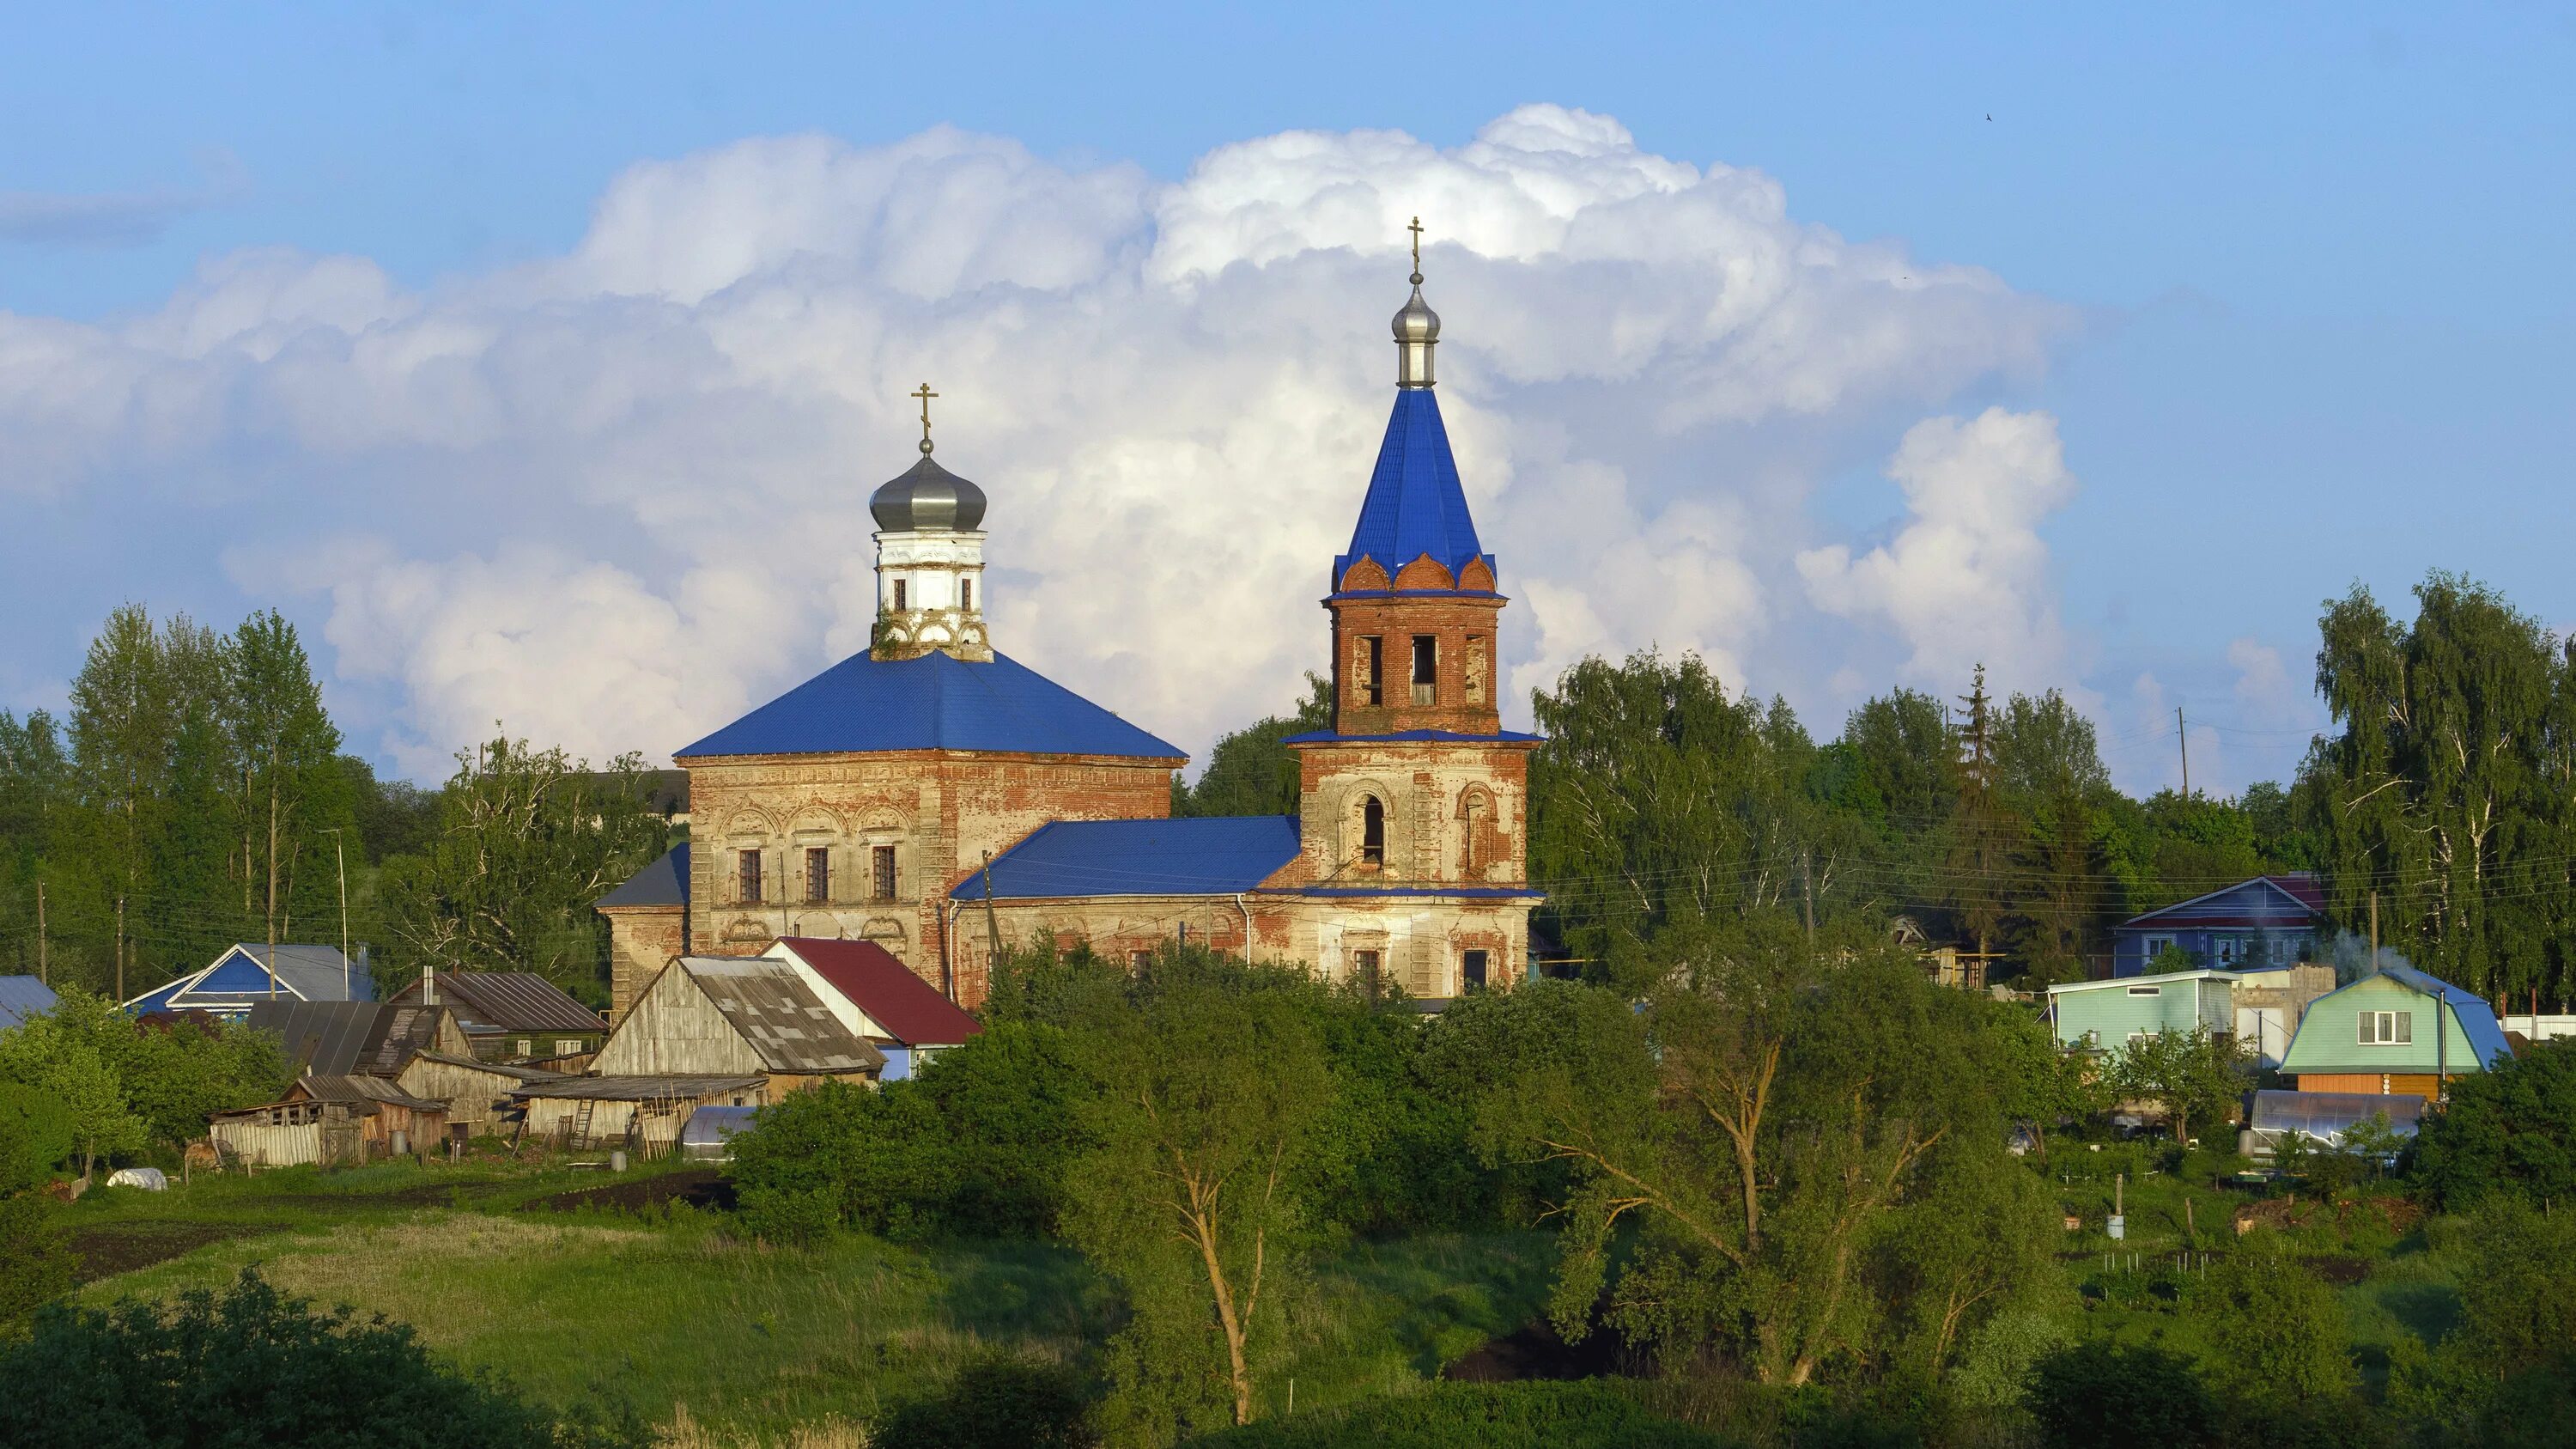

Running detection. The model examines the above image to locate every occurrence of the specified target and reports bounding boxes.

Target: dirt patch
[2309,1256,2371,1286]
[70,1221,260,1283]
[520,1167,734,1215]
[1443,1313,1637,1383]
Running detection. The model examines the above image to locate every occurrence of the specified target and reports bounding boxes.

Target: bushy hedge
[1180,1381,1731,1449]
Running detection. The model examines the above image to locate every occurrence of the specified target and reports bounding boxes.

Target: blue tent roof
[598,844,690,909]
[677,650,1186,762]
[951,817,1301,899]
[1333,389,1493,590]
[125,945,369,1018]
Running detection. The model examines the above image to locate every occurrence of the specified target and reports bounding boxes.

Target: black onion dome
[869,454,987,532]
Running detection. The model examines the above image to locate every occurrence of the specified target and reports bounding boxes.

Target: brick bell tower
[1285,222,1540,993]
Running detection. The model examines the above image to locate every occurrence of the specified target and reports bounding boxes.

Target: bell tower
[1283,222,1539,997]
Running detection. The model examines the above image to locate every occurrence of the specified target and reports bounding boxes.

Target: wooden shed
[513,1074,766,1151]
[393,1052,566,1136]
[591,956,884,1088]
[210,1075,449,1166]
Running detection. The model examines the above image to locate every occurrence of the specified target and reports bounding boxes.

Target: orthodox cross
[1407,216,1424,281]
[912,382,938,454]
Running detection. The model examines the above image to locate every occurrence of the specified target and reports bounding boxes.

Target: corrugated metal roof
[409,1050,568,1084]
[597,844,690,910]
[2376,963,2515,1067]
[408,972,605,1033]
[2120,874,2326,929]
[246,1002,413,1076]
[511,1074,765,1101]
[769,938,982,1047]
[293,1074,447,1112]
[125,944,368,1014]
[1332,388,1494,592]
[0,975,56,1029]
[674,650,1185,762]
[950,816,1301,900]
[680,958,884,1074]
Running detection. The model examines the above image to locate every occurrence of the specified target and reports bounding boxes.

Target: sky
[3,3,2573,793]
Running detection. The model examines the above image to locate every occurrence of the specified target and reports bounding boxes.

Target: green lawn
[64,1161,1555,1442]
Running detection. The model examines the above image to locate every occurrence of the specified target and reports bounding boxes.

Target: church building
[597,243,1540,1018]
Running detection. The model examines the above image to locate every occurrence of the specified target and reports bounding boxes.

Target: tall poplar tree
[225,610,349,967]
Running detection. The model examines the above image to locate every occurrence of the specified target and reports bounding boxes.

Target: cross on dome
[912,381,938,456]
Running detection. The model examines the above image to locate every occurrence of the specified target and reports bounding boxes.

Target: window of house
[2127,1031,2154,1045]
[2360,1009,2414,1045]
[805,847,831,903]
[515,1038,532,1056]
[554,1039,582,1056]
[892,578,908,611]
[872,845,896,900]
[2126,984,2162,996]
[1412,635,1437,705]
[1361,797,1385,868]
[1129,950,1151,971]
[1358,636,1382,706]
[959,578,973,611]
[738,849,763,904]
[1354,949,1382,998]
[2143,935,2176,960]
[1462,949,1489,990]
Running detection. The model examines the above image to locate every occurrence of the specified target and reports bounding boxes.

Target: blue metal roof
[2375,962,2515,1068]
[125,945,370,1018]
[0,976,56,1030]
[1333,388,1494,590]
[677,650,1186,762]
[598,844,690,909]
[951,816,1300,899]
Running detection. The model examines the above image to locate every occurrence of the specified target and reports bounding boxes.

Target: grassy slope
[66,1162,1555,1439]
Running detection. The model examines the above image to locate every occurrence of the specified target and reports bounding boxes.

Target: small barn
[124,944,368,1019]
[2279,963,2512,1099]
[592,955,884,1088]
[382,971,607,1062]
[513,1075,766,1150]
[210,1075,449,1166]
[763,937,983,1081]
[393,1052,566,1135]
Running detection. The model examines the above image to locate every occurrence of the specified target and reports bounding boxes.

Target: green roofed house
[2278,962,2512,1101]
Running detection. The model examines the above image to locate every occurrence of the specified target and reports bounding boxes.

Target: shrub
[2026,1342,2216,1449]
[0,1269,638,1447]
[872,1349,1093,1449]
[2414,1039,2576,1210]
[0,1081,76,1191]
[1181,1380,1730,1448]
[0,1194,74,1327]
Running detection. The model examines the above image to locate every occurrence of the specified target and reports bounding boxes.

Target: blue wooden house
[123,943,368,1020]
[2112,874,2326,977]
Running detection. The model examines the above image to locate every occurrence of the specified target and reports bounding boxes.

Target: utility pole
[981,850,1003,963]
[2370,891,2379,967]
[114,895,125,1002]
[2177,707,2190,799]
[320,827,349,997]
[34,881,46,987]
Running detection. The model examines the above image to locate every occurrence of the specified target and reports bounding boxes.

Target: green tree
[2106,1026,2248,1146]
[378,736,668,997]
[1068,976,1330,1436]
[0,1019,143,1181]
[1173,675,1329,819]
[2415,1038,2576,1210]
[2446,1196,2576,1380]
[2027,1342,2216,1449]
[2191,1240,2355,1409]
[226,610,353,961]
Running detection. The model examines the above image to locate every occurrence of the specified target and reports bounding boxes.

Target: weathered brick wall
[601,904,686,1024]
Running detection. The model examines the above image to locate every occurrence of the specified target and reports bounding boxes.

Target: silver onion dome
[1393,217,1439,388]
[869,454,987,533]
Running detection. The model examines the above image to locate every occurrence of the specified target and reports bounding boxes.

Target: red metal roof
[774,938,983,1047]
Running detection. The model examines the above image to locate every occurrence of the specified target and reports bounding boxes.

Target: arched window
[1460,789,1491,874]
[1361,796,1385,868]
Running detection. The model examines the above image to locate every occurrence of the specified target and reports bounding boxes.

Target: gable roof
[246,1001,456,1077]
[2119,874,2327,931]
[598,844,690,910]
[290,1074,447,1113]
[948,816,1303,900]
[125,944,368,1014]
[397,971,604,1034]
[0,976,56,1030]
[768,938,983,1047]
[1334,388,1494,591]
[2290,964,2514,1070]
[676,650,1184,763]
[678,958,886,1074]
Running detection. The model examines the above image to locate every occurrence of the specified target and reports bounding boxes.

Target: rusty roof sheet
[510,1074,765,1101]
[406,1050,569,1084]
[294,1074,447,1112]
[681,957,885,1075]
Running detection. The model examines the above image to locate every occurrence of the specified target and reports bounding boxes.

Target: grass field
[60,1159,1557,1441]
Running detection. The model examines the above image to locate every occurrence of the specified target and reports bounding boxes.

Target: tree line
[0,606,671,1005]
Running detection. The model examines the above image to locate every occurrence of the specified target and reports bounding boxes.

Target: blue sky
[5,3,2573,789]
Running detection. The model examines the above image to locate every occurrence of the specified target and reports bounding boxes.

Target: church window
[1361,796,1385,868]
[1463,950,1489,990]
[893,578,908,611]
[1461,789,1491,874]
[1357,636,1382,707]
[1129,950,1151,971]
[872,845,897,900]
[1354,949,1382,999]
[1412,636,1437,705]
[959,578,973,611]
[805,848,830,903]
[738,849,763,904]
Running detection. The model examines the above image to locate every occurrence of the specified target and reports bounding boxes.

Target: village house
[382,971,606,1062]
[760,937,982,1081]
[2112,874,2326,977]
[2278,962,2512,1099]
[597,252,1540,1009]
[124,943,368,1019]
[2047,962,2336,1068]
[393,1052,568,1137]
[209,1074,449,1168]
[244,999,474,1077]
